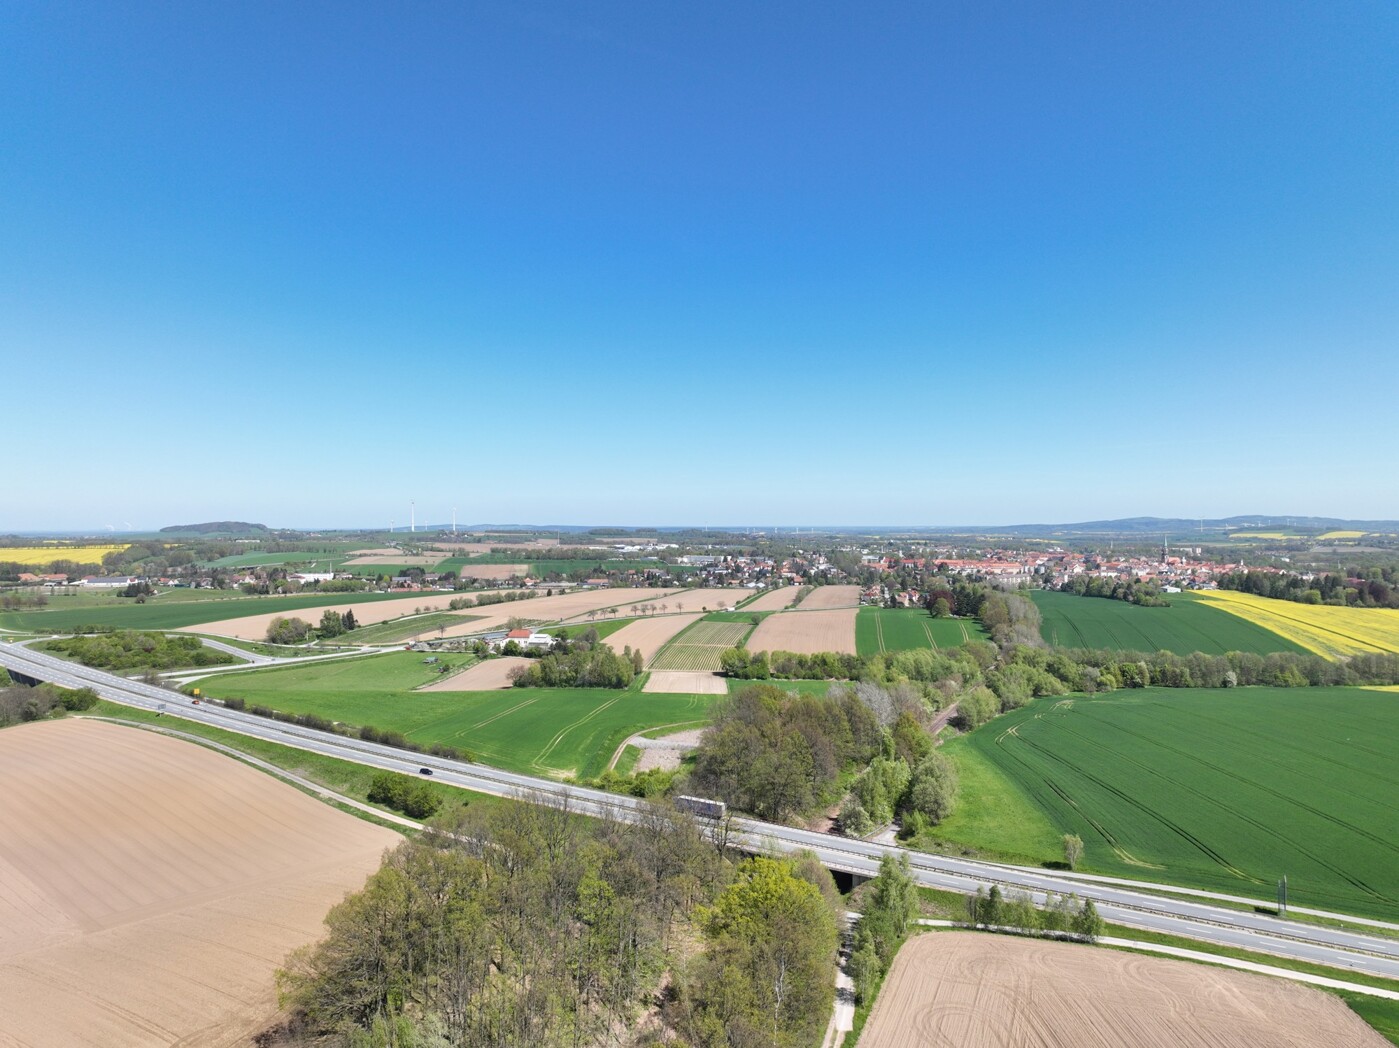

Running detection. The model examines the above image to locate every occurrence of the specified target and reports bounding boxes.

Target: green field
[0,590,412,633]
[201,547,363,569]
[193,651,719,778]
[1032,589,1306,655]
[937,686,1399,919]
[855,606,988,656]
[321,612,480,646]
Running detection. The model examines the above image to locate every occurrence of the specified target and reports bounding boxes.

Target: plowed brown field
[747,608,858,654]
[418,656,532,690]
[604,614,704,667]
[857,932,1383,1048]
[454,564,529,579]
[0,718,398,1048]
[178,591,481,640]
[795,585,862,610]
[743,586,799,611]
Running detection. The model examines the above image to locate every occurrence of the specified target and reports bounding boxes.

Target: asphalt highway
[3,642,1396,981]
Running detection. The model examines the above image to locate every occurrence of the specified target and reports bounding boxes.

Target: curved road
[3,642,1397,982]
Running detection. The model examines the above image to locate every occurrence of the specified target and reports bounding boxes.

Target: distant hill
[159,521,271,536]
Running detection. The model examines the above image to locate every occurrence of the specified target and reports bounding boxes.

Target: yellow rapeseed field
[0,545,129,566]
[1195,589,1399,659]
[1317,530,1367,540]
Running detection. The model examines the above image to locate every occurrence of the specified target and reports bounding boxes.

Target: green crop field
[193,651,720,778]
[321,612,480,646]
[201,548,362,569]
[855,606,988,656]
[0,590,411,633]
[936,686,1399,919]
[1031,589,1306,655]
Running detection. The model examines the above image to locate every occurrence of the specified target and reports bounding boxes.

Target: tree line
[1056,576,1169,606]
[1219,567,1399,609]
[41,631,236,671]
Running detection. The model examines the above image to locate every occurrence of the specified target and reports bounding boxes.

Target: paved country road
[3,642,1397,982]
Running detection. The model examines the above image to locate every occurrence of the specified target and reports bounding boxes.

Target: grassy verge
[83,699,503,826]
[614,745,642,776]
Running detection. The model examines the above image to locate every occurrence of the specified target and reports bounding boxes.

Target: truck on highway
[675,795,727,820]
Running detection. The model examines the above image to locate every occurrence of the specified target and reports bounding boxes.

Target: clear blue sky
[4,2,1396,531]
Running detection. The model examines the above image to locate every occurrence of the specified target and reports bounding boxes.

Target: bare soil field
[747,608,858,654]
[435,588,687,639]
[179,591,473,641]
[0,718,399,1048]
[742,586,800,611]
[343,553,446,566]
[794,584,862,610]
[604,614,704,666]
[564,588,745,621]
[455,563,530,580]
[857,932,1382,1048]
[643,671,729,694]
[419,656,532,691]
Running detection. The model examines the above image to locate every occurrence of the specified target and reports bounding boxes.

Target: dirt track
[747,608,858,654]
[0,718,398,1048]
[857,932,1383,1048]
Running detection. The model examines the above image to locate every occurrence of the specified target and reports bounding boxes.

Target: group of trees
[966,886,1103,942]
[316,608,358,638]
[366,771,441,818]
[41,631,235,671]
[1219,567,1399,609]
[1058,576,1169,606]
[509,644,638,688]
[689,684,882,822]
[846,855,919,1004]
[276,797,842,1048]
[265,609,360,644]
[266,616,313,644]
[0,679,98,727]
[841,746,959,840]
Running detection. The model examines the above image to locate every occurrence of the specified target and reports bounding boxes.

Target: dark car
[419,767,433,776]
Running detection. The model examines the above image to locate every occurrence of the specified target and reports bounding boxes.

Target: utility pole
[411,500,415,534]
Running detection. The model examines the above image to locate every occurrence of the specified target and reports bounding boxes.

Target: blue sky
[4,2,1397,530]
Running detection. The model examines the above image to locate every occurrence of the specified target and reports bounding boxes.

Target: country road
[3,641,1397,984]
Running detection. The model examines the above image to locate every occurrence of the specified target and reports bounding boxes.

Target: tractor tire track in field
[470,697,538,731]
[1044,714,1390,901]
[1083,711,1398,896]
[1182,705,1399,791]
[874,612,887,654]
[1000,726,1254,881]
[921,620,939,650]
[533,696,622,769]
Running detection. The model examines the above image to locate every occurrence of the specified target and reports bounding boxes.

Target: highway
[4,641,1397,982]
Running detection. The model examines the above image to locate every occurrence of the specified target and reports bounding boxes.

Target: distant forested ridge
[159,521,270,535]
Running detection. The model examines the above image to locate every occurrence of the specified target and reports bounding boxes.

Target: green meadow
[193,651,719,779]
